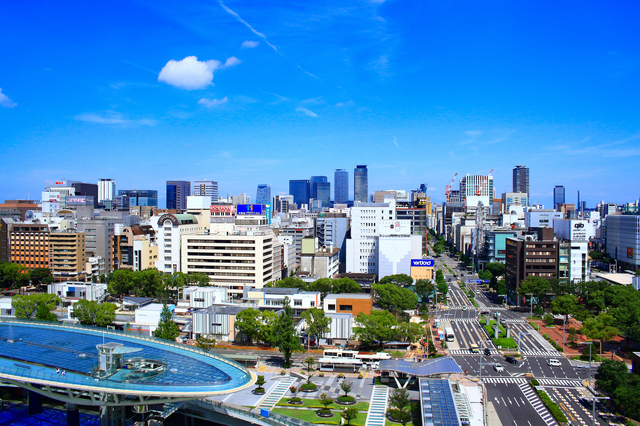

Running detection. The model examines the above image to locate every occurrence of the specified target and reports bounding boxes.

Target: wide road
[488,383,554,426]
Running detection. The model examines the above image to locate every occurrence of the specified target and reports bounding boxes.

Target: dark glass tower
[512,165,529,205]
[166,181,191,210]
[553,185,565,209]
[334,169,348,203]
[289,180,310,207]
[118,190,158,207]
[354,165,368,203]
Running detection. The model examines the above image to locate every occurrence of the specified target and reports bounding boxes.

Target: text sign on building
[65,196,94,206]
[237,204,264,215]
[411,259,434,267]
[210,205,236,214]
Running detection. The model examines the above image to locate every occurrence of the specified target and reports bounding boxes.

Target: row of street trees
[0,263,54,289]
[107,269,210,299]
[266,277,361,298]
[354,310,427,347]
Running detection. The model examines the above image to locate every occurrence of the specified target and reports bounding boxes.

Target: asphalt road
[546,387,613,426]
[488,383,552,426]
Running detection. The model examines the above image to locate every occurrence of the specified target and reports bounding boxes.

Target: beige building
[181,231,275,298]
[49,231,86,282]
[9,223,50,269]
[111,224,158,271]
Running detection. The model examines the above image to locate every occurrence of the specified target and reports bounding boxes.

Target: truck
[445,326,455,342]
[436,329,445,341]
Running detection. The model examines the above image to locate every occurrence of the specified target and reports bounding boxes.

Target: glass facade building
[553,185,565,209]
[512,165,529,205]
[334,169,348,203]
[166,181,190,210]
[256,184,271,205]
[289,180,310,207]
[354,165,368,203]
[118,190,158,207]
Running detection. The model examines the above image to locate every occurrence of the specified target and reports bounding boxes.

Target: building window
[339,305,352,311]
[294,299,302,306]
[328,304,336,311]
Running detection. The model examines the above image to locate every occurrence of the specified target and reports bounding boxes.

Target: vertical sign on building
[266,204,272,225]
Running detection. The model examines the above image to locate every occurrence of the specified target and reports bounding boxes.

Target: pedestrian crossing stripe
[537,379,584,388]
[519,350,561,356]
[518,382,558,426]
[449,349,499,355]
[483,377,527,384]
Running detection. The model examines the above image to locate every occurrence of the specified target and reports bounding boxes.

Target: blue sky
[1,0,639,208]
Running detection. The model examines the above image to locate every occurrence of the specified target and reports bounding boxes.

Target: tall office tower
[193,180,219,204]
[459,174,494,210]
[354,165,368,204]
[256,184,271,205]
[98,179,116,202]
[334,169,349,203]
[310,176,327,199]
[118,190,158,207]
[512,165,529,205]
[166,181,191,210]
[289,180,310,207]
[553,185,565,209]
[309,176,330,208]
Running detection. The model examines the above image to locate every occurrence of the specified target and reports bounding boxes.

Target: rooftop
[324,293,372,300]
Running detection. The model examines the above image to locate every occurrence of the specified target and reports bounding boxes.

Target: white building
[244,288,320,315]
[48,282,107,302]
[98,179,116,203]
[376,220,422,279]
[192,304,247,341]
[525,209,564,228]
[177,286,228,310]
[0,297,13,317]
[554,219,589,282]
[346,201,396,274]
[153,213,206,273]
[132,303,175,336]
[193,180,219,205]
[300,246,341,279]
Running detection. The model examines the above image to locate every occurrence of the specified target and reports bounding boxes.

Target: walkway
[364,386,389,426]
[256,377,297,411]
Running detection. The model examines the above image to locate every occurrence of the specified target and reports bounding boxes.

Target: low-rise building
[192,304,247,341]
[244,287,320,315]
[48,281,107,302]
[178,286,228,310]
[132,303,175,336]
[323,293,372,316]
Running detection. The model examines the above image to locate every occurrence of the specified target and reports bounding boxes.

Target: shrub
[537,390,568,423]
[301,383,318,391]
[530,379,540,387]
[338,395,355,403]
[288,397,302,403]
[319,372,325,377]
[544,314,554,326]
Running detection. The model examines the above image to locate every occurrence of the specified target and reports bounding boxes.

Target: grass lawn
[386,420,414,426]
[571,354,603,362]
[272,408,368,425]
[480,319,517,349]
[276,398,370,411]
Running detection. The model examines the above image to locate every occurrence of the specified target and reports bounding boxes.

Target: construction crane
[475,169,494,196]
[445,173,458,203]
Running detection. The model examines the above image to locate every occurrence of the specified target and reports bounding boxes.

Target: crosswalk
[482,377,526,384]
[519,350,560,357]
[256,377,296,411]
[449,349,500,355]
[518,382,558,426]
[537,379,584,388]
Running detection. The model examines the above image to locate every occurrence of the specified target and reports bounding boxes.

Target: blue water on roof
[0,323,251,393]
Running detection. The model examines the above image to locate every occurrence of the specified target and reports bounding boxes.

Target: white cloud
[218,0,278,52]
[0,88,17,108]
[223,56,241,68]
[74,112,157,126]
[295,106,318,118]
[158,56,222,90]
[336,100,355,107]
[241,41,259,48]
[198,97,229,108]
[393,137,399,148]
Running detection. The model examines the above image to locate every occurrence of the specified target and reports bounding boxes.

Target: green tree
[29,268,54,286]
[583,313,619,357]
[596,359,629,395]
[496,279,507,296]
[394,322,427,343]
[13,294,60,319]
[610,300,640,346]
[568,327,578,345]
[304,356,315,372]
[272,297,303,368]
[436,281,449,298]
[259,310,279,346]
[195,334,217,351]
[340,380,353,397]
[107,269,135,296]
[485,262,505,278]
[342,407,359,425]
[551,294,578,324]
[604,285,639,309]
[331,277,361,294]
[235,308,262,344]
[354,310,398,347]
[308,278,333,298]
[319,393,334,410]
[415,280,435,303]
[267,277,306,289]
[517,276,551,306]
[187,272,210,287]
[379,274,414,288]
[153,304,180,341]
[36,304,57,321]
[0,262,30,289]
[136,269,163,298]
[373,284,418,310]
[71,300,116,327]
[389,388,410,411]
[391,409,412,426]
[255,375,266,391]
[301,308,332,346]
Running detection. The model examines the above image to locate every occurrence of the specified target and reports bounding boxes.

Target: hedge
[536,390,568,423]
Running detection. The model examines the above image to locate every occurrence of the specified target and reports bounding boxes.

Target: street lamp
[587,396,609,426]
[526,293,533,320]
[477,339,492,384]
[580,341,594,388]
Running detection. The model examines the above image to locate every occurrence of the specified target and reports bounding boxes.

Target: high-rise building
[289,180,310,208]
[310,176,328,203]
[118,190,158,207]
[553,185,565,209]
[334,169,348,204]
[354,165,368,204]
[166,181,191,210]
[256,184,271,205]
[315,182,330,208]
[459,174,494,210]
[98,179,116,203]
[193,180,219,204]
[512,165,529,205]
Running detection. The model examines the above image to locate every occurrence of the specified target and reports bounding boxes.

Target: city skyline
[1,1,639,208]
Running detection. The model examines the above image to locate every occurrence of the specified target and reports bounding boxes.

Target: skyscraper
[256,184,271,205]
[166,181,191,210]
[512,165,529,205]
[334,169,348,203]
[98,179,116,202]
[354,165,368,204]
[553,185,565,209]
[118,190,158,207]
[193,180,219,204]
[315,182,330,208]
[289,180,310,207]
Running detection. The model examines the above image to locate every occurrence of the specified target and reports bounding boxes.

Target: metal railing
[190,399,314,426]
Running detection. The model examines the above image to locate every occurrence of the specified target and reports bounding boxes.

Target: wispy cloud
[198,97,229,108]
[223,56,241,68]
[217,0,278,52]
[393,137,399,148]
[301,97,323,105]
[0,88,17,108]
[241,40,259,49]
[336,100,354,107]
[295,106,318,118]
[74,112,157,126]
[122,59,159,75]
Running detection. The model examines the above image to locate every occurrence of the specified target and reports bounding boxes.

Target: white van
[547,359,561,367]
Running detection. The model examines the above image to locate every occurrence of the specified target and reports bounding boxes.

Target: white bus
[444,326,455,342]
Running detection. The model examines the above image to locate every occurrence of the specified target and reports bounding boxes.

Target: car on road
[500,318,507,325]
[494,364,504,372]
[462,306,467,311]
[505,357,518,364]
[547,359,561,367]
[484,348,491,356]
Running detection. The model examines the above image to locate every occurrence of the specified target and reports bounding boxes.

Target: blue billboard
[411,259,435,267]
[237,204,264,215]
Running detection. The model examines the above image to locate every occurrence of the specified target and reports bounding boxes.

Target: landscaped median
[529,381,568,424]
[273,398,370,426]
[479,318,517,349]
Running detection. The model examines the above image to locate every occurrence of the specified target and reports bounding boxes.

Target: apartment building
[49,231,86,282]
[9,223,50,269]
